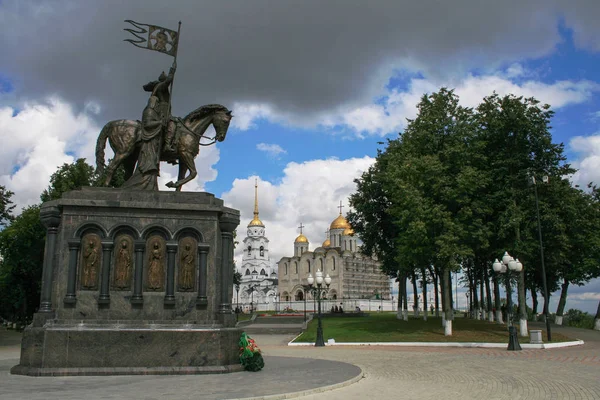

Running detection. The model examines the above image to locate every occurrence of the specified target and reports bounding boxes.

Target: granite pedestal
[11,188,242,376]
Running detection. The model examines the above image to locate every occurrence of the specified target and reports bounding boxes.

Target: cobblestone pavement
[1,325,599,399]
[255,324,600,400]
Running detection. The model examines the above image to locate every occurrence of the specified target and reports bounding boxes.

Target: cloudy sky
[1,0,600,313]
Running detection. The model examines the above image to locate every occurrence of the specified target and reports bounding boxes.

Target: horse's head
[212,108,233,142]
[183,104,232,143]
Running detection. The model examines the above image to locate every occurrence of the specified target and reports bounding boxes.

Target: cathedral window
[285,263,288,275]
[247,246,251,255]
[260,246,264,256]
[307,260,311,273]
[339,235,342,245]
[294,262,298,274]
[245,269,250,275]
[332,257,336,271]
[350,241,353,251]
[319,258,323,272]
[260,269,266,276]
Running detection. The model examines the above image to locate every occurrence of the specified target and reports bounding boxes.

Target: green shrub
[564,309,594,329]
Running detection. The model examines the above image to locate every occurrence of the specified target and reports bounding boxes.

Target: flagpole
[167,21,181,124]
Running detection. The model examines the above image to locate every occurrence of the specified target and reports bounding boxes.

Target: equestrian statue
[95,20,232,191]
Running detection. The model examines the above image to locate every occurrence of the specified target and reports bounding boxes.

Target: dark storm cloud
[1,0,599,123]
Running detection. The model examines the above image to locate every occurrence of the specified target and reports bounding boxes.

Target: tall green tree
[41,158,97,202]
[476,93,574,333]
[0,206,45,323]
[0,185,15,227]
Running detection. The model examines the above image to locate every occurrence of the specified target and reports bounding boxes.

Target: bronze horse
[95,104,232,191]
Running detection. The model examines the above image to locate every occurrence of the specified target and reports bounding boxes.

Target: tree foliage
[0,158,122,322]
[350,89,600,327]
[0,206,45,323]
[0,185,15,228]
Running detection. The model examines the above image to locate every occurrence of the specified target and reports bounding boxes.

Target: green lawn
[294,313,572,343]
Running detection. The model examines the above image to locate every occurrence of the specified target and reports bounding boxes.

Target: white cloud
[256,143,287,158]
[569,134,600,188]
[0,98,100,208]
[230,103,275,131]
[0,97,221,210]
[221,156,375,267]
[237,68,600,138]
[567,292,600,301]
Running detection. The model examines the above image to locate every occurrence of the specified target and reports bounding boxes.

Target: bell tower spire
[254,178,259,217]
[248,178,264,228]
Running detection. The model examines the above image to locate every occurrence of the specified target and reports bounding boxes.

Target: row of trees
[348,89,600,334]
[0,159,124,323]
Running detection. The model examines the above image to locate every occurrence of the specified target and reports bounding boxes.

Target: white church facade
[233,181,278,311]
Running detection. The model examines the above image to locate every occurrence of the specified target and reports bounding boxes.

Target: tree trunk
[402,273,408,321]
[431,266,440,317]
[440,268,446,327]
[479,268,485,320]
[472,271,480,320]
[555,279,569,326]
[396,274,404,320]
[542,291,551,324]
[531,285,538,321]
[412,272,419,318]
[483,264,493,321]
[443,267,453,335]
[594,300,600,331]
[517,269,528,337]
[449,269,455,320]
[493,273,502,323]
[422,267,427,321]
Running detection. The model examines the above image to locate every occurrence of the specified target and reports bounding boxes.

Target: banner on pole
[124,20,178,57]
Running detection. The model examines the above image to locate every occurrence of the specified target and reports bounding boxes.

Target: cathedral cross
[338,201,344,215]
[298,222,305,234]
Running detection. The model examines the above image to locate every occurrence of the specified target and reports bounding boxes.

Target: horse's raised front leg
[166,152,196,191]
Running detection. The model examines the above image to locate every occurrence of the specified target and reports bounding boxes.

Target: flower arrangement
[239,332,264,372]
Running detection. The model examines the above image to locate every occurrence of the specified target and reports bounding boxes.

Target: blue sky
[1,1,600,314]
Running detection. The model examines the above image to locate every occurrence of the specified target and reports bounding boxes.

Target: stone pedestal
[12,188,242,376]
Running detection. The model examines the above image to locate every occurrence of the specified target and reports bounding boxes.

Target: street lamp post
[531,175,552,342]
[493,252,523,351]
[302,285,308,322]
[307,270,332,347]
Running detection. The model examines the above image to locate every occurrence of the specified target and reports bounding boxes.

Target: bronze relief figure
[114,237,133,289]
[178,242,195,291]
[147,240,164,290]
[81,234,101,290]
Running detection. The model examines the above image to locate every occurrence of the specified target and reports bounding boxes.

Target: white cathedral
[233,180,278,310]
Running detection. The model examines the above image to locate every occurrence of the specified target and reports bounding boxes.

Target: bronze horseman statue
[95,20,232,191]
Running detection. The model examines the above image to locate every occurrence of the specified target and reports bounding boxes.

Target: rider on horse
[143,61,177,158]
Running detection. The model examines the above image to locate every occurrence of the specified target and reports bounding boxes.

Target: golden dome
[295,234,308,243]
[248,216,264,227]
[343,227,354,236]
[322,238,331,247]
[330,214,351,230]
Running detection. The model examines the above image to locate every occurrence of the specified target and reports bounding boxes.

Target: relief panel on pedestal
[79,233,102,290]
[112,235,134,290]
[177,237,197,292]
[145,235,166,291]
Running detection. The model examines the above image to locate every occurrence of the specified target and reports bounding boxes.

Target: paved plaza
[1,323,599,399]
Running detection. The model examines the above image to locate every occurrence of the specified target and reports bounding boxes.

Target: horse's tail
[95,122,112,173]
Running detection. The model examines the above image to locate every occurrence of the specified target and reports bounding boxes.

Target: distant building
[277,203,390,301]
[233,180,278,310]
